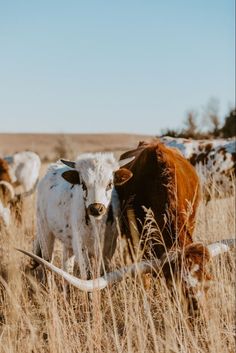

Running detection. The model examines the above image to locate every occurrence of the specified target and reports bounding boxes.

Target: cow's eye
[106,181,113,191]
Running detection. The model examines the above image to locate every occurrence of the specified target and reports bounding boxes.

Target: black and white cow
[33,153,133,280]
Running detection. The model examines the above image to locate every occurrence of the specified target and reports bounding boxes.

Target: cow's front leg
[72,222,93,279]
[89,218,106,277]
[62,246,74,297]
[73,249,94,314]
[73,244,91,280]
[63,246,74,273]
[32,228,55,285]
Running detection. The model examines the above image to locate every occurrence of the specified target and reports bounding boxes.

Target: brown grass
[0,161,235,353]
[0,133,153,161]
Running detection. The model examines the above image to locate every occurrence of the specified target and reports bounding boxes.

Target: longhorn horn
[60,160,76,169]
[207,238,235,257]
[0,181,15,201]
[16,248,160,292]
[118,156,135,168]
[13,178,39,201]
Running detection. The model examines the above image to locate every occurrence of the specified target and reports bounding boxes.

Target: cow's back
[117,141,201,258]
[12,152,41,191]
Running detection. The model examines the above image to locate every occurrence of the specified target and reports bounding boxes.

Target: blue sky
[0,0,234,134]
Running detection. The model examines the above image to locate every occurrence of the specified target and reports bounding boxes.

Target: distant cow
[0,151,41,226]
[4,151,41,193]
[32,153,133,280]
[160,136,236,199]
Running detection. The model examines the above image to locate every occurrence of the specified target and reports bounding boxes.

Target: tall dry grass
[0,172,235,353]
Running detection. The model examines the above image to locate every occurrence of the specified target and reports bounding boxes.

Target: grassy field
[0,135,235,353]
[0,133,153,160]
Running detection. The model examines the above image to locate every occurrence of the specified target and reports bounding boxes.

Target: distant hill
[0,133,154,161]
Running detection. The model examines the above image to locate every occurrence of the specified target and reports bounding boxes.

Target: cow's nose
[88,203,106,217]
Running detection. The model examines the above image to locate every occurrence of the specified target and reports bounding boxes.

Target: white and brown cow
[160,136,236,199]
[4,151,41,193]
[32,153,133,280]
[0,151,41,226]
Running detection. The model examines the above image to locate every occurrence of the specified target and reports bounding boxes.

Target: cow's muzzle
[87,203,106,217]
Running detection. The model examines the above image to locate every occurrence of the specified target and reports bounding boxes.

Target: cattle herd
[0,137,235,315]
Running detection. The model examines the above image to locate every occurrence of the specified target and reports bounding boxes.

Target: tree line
[160,99,235,139]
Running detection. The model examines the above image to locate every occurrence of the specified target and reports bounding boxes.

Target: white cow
[160,136,236,199]
[0,151,41,226]
[160,136,235,160]
[34,153,133,279]
[4,151,41,193]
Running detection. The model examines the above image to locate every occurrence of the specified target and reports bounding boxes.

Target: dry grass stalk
[0,172,235,353]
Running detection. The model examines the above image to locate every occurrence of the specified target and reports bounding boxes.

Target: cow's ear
[114,168,133,186]
[61,170,80,185]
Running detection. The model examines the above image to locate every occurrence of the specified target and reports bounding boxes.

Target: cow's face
[61,154,133,219]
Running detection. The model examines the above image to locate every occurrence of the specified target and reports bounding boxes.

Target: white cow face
[61,153,133,219]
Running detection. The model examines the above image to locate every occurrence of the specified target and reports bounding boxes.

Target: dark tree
[221,109,236,137]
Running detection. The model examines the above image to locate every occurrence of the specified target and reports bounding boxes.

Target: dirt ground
[0,133,155,161]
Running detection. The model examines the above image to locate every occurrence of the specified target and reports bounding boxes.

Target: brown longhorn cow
[116,141,201,258]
